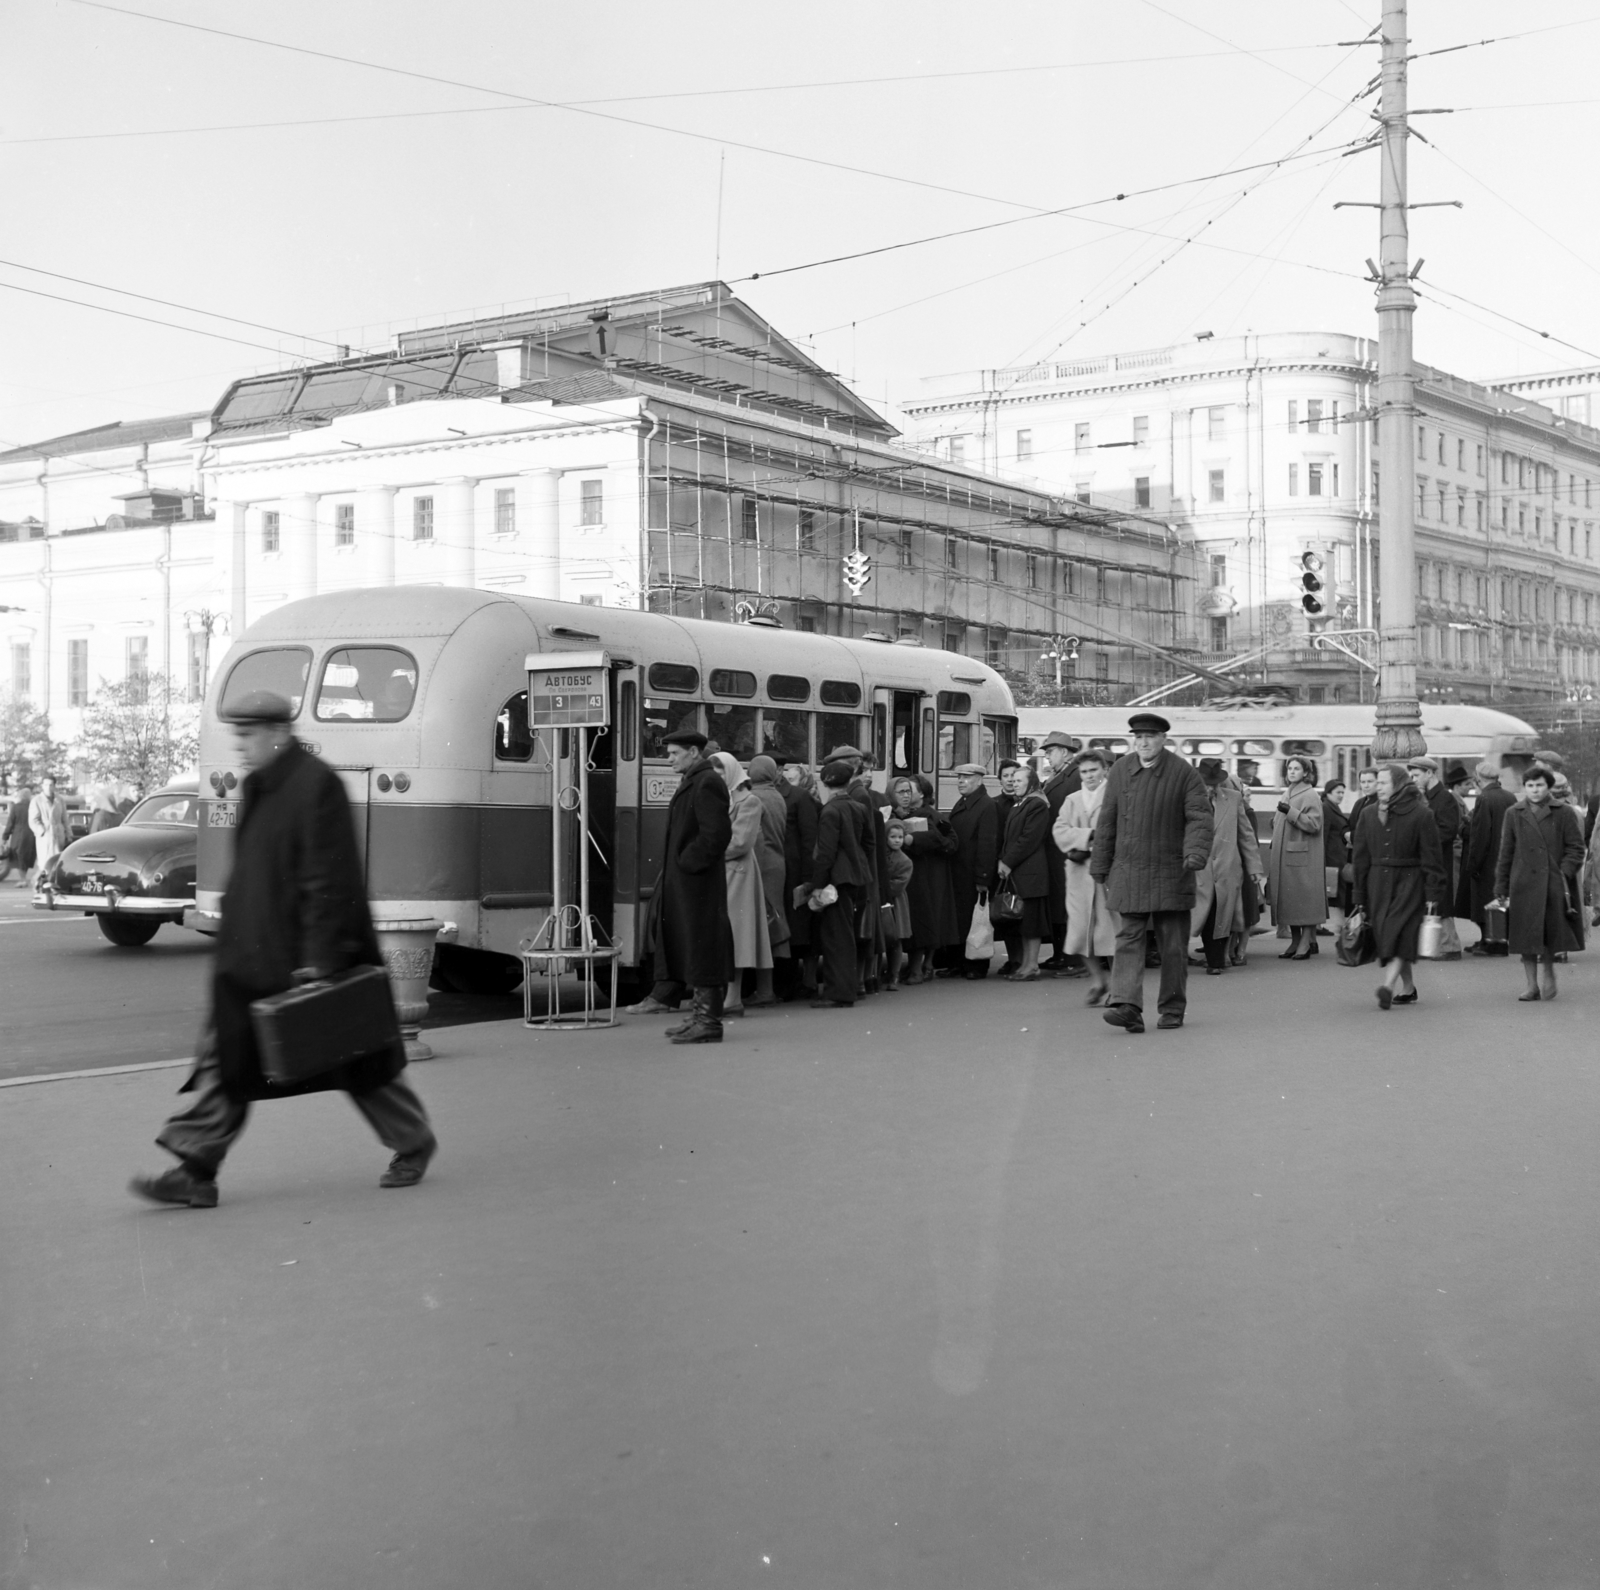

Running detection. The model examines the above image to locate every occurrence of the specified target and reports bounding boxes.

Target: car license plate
[83,876,104,894]
[207,803,238,829]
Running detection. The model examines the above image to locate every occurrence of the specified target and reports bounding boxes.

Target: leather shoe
[129,1166,218,1208]
[1156,1014,1183,1029]
[1102,1003,1145,1033]
[622,995,678,1015]
[380,1135,437,1188]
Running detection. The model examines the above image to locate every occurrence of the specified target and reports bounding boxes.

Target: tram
[1019,701,1541,818]
[193,587,1018,991]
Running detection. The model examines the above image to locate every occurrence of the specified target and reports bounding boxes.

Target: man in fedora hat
[1037,731,1086,974]
[1090,712,1212,1033]
[130,690,437,1207]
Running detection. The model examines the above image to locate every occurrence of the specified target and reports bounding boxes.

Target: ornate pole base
[1372,699,1427,761]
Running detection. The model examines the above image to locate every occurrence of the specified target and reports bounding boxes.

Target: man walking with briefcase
[130,690,437,1208]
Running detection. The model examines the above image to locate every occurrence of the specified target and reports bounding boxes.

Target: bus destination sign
[525,649,610,729]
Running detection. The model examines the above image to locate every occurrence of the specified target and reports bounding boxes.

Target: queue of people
[628,718,1594,1042]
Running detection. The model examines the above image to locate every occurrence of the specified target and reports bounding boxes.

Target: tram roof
[1017,702,1538,737]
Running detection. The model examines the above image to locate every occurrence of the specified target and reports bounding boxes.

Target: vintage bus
[194,587,1018,992]
[1018,701,1541,822]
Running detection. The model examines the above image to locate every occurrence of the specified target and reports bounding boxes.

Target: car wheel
[97,914,161,947]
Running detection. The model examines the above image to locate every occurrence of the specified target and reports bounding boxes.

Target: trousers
[156,1055,434,1177]
[1108,909,1190,1017]
[813,886,861,1004]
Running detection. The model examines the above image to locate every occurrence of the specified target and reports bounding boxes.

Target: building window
[1133,414,1149,446]
[1210,616,1229,651]
[262,509,280,553]
[493,489,515,536]
[948,436,966,465]
[1417,480,1428,518]
[1332,463,1340,497]
[334,502,356,547]
[1572,474,1579,504]
[1589,526,1595,560]
[1475,498,1485,531]
[1209,553,1228,587]
[899,530,914,569]
[1208,470,1225,503]
[798,509,817,550]
[126,635,148,704]
[1438,484,1447,521]
[187,630,206,702]
[1475,445,1485,476]
[1500,453,1510,484]
[10,641,30,700]
[1307,399,1323,435]
[67,637,88,707]
[987,545,1000,583]
[1026,552,1039,588]
[1418,427,1428,459]
[580,480,604,526]
[945,537,958,570]
[1287,401,1298,432]
[1207,406,1226,441]
[1437,432,1446,465]
[1074,423,1091,453]
[741,499,758,541]
[1134,476,1151,509]
[1096,652,1110,681]
[579,593,603,607]
[1015,429,1033,462]
[1457,440,1466,471]
[1288,464,1299,497]
[1073,481,1090,504]
[1535,511,1542,538]
[413,496,434,541]
[1588,480,1594,508]
[1308,463,1324,498]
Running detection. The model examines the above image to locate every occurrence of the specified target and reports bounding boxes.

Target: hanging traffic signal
[1300,550,1324,614]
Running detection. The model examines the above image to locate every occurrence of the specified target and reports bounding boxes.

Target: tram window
[1181,738,1226,756]
[936,690,972,715]
[495,691,533,762]
[1232,739,1275,758]
[314,646,418,722]
[647,662,699,694]
[1089,737,1129,757]
[706,703,758,760]
[709,668,757,699]
[1281,738,1326,757]
[819,679,862,708]
[1235,757,1276,788]
[767,673,810,703]
[641,697,702,758]
[760,708,810,763]
[619,681,637,761]
[940,722,974,770]
[219,646,311,718]
[817,713,864,758]
[983,715,1017,773]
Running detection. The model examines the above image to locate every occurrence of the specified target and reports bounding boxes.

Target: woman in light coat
[745,755,791,990]
[1190,759,1264,975]
[713,753,773,1014]
[1266,755,1325,960]
[1050,748,1119,1004]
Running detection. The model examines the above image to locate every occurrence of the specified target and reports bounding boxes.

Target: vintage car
[35,778,198,945]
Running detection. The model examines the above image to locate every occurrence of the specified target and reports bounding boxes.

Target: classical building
[902,332,1600,705]
[0,284,1198,755]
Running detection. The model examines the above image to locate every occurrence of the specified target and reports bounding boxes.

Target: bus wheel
[97,914,161,947]
[431,943,524,996]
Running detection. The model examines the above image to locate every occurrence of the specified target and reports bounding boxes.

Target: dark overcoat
[3,794,35,871]
[899,811,960,950]
[999,792,1053,900]
[657,756,734,988]
[1090,750,1213,914]
[1425,779,1462,902]
[811,793,871,889]
[947,785,999,934]
[1351,782,1447,962]
[1494,799,1585,957]
[206,741,404,1102]
[780,782,819,948]
[1042,765,1080,928]
[1466,784,1516,920]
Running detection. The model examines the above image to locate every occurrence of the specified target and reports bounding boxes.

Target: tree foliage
[74,673,199,797]
[0,690,66,792]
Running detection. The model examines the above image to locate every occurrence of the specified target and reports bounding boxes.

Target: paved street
[6,942,1600,1589]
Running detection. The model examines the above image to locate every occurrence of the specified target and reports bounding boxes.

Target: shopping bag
[989,888,1025,924]
[965,893,995,959]
[1416,912,1461,961]
[1336,915,1376,967]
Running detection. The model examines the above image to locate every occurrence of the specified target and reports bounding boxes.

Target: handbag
[989,887,1025,924]
[249,966,402,1086]
[1336,914,1376,967]
[965,892,995,959]
[1483,903,1508,945]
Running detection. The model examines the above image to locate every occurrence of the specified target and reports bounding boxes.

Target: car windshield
[126,793,198,828]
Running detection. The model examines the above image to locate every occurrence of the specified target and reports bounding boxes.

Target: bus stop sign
[525,650,610,729]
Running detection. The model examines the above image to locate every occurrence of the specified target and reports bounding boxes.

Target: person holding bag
[1351,762,1447,1011]
[996,761,1053,981]
[1492,762,1585,1002]
[1051,748,1120,1004]
[946,763,999,979]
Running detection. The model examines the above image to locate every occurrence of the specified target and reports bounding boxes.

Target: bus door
[611,664,641,964]
[871,686,925,793]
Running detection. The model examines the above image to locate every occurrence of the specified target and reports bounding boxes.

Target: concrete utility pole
[1371,0,1426,759]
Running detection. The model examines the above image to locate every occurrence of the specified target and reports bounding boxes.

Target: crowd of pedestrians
[627,715,1600,1042]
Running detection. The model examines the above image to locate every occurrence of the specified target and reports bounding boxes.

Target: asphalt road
[7,941,1600,1589]
[0,892,524,1080]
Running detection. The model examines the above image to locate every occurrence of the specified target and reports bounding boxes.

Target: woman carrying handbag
[1266,755,1325,960]
[995,761,1052,981]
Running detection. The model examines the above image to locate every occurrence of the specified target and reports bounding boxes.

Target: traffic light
[1299,551,1324,614]
[842,549,871,593]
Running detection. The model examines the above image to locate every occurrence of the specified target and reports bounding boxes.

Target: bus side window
[619,681,637,761]
[983,715,1017,771]
[642,698,701,758]
[761,708,810,763]
[706,703,757,761]
[817,714,865,759]
[495,691,533,762]
[939,721,973,770]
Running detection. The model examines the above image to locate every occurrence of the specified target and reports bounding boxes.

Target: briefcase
[250,966,402,1086]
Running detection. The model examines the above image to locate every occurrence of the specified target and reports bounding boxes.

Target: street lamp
[183,608,231,700]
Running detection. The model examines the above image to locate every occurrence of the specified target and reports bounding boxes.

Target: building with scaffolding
[903,331,1600,707]
[0,284,1201,750]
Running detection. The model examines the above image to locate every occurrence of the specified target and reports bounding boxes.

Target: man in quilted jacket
[1089,713,1213,1033]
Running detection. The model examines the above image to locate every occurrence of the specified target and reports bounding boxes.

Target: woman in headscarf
[885,774,959,983]
[712,753,773,1015]
[996,760,1052,981]
[745,756,791,1002]
[1266,755,1325,960]
[778,762,821,998]
[1352,762,1448,1010]
[1051,748,1120,1004]
[1188,758,1264,980]
[1493,762,1585,1001]
[3,783,35,886]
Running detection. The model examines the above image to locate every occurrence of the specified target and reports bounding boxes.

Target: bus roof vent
[860,629,892,643]
[745,614,782,629]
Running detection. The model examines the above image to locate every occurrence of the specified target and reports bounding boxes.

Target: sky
[3,0,1598,447]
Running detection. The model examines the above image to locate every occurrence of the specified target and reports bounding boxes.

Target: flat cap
[822,743,864,764]
[1405,754,1438,772]
[662,726,708,749]
[1040,731,1082,751]
[953,762,986,776]
[1127,712,1171,735]
[223,689,293,725]
[1475,760,1500,780]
